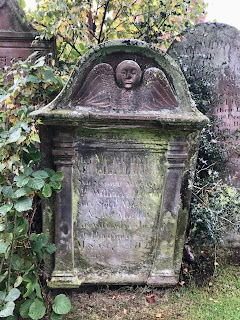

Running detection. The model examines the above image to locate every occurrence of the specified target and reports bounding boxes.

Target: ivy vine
[0,53,70,320]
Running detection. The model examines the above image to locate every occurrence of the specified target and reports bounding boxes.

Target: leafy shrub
[0,53,71,319]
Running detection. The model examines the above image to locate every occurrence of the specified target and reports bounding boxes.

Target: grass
[64,250,240,320]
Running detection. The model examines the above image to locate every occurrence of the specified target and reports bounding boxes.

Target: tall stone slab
[168,23,240,183]
[39,39,207,288]
[0,0,54,69]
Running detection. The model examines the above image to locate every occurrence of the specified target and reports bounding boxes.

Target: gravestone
[39,39,207,288]
[168,23,240,184]
[0,0,55,69]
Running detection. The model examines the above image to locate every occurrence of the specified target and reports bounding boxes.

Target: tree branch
[98,0,110,44]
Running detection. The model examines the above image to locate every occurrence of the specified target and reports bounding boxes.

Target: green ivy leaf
[44,243,56,254]
[0,271,8,284]
[44,70,58,83]
[14,188,27,198]
[0,242,8,254]
[14,175,29,188]
[52,294,71,315]
[14,276,23,288]
[28,299,46,320]
[26,75,42,84]
[0,203,13,215]
[32,171,49,179]
[32,234,48,252]
[5,288,21,302]
[44,168,55,177]
[12,254,24,271]
[31,133,41,143]
[50,312,63,320]
[8,129,21,143]
[29,233,37,241]
[19,299,33,318]
[2,186,14,199]
[42,184,52,198]
[23,283,33,299]
[24,167,33,176]
[49,181,62,191]
[27,178,45,191]
[0,291,5,301]
[14,196,32,212]
[19,0,26,9]
[50,172,64,182]
[0,301,15,317]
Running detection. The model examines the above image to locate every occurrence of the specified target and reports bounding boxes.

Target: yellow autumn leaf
[116,25,124,32]
[69,7,78,13]
[59,26,66,34]
[42,83,48,89]
[152,26,158,32]
[129,16,135,23]
[6,97,12,104]
[31,133,40,143]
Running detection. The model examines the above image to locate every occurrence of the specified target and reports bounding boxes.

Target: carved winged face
[116,60,142,90]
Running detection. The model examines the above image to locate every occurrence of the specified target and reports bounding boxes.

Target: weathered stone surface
[0,0,55,69]
[39,39,207,288]
[168,23,240,184]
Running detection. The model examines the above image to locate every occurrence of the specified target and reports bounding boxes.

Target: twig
[98,0,110,44]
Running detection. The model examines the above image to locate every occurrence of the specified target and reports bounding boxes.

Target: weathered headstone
[168,22,240,184]
[0,0,55,69]
[39,39,207,288]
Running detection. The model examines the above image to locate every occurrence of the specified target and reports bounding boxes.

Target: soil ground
[60,249,240,320]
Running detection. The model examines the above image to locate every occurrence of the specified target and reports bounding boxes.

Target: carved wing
[73,63,116,109]
[140,67,178,110]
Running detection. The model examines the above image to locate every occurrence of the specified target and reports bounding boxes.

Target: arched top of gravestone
[0,0,35,34]
[168,22,240,82]
[40,39,207,126]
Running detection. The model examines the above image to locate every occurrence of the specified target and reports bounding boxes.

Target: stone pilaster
[148,139,188,285]
[48,130,82,288]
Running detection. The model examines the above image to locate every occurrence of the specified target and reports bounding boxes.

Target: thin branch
[33,21,82,55]
[98,0,110,44]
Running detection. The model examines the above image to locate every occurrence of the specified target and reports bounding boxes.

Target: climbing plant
[0,53,71,319]
[186,71,240,247]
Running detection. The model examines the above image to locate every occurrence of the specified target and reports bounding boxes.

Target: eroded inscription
[75,150,165,272]
[168,23,240,183]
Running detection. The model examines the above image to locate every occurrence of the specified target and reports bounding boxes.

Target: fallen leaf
[209,298,218,303]
[183,268,188,274]
[156,313,162,318]
[229,281,233,287]
[112,294,120,300]
[178,281,185,286]
[101,308,107,311]
[123,309,127,315]
[214,261,219,266]
[209,282,213,287]
[146,294,156,304]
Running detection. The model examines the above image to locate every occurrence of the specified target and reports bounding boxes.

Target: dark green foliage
[0,53,71,319]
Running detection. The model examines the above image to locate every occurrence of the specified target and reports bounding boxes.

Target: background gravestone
[39,39,207,288]
[168,23,240,184]
[0,0,55,69]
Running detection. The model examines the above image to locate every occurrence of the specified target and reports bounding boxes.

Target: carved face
[116,60,142,89]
